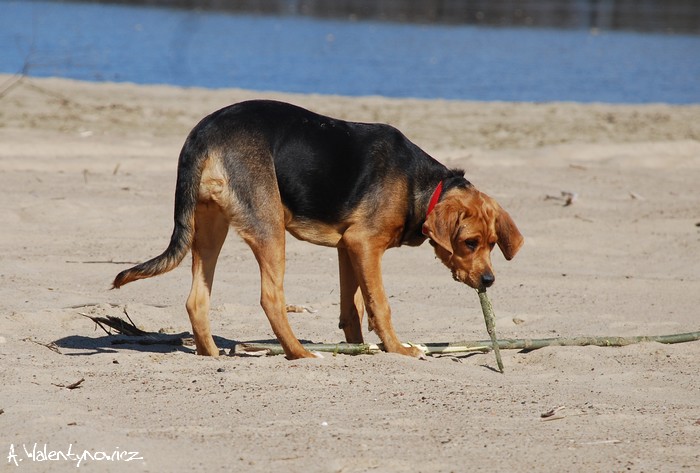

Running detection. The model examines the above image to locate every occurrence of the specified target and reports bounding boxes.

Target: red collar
[426,180,444,216]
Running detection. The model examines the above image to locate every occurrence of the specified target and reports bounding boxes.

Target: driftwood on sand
[80,309,700,362]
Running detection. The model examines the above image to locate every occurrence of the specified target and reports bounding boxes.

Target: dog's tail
[112,132,207,289]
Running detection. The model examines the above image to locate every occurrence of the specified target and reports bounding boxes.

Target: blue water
[1,1,699,103]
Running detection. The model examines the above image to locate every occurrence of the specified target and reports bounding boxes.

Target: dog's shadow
[53,333,296,357]
[54,333,496,367]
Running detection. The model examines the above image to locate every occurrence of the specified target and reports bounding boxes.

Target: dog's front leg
[342,240,423,358]
[337,248,365,343]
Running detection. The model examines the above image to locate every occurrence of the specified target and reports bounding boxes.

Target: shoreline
[2,74,700,150]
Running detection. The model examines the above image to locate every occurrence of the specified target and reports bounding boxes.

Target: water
[1,0,699,103]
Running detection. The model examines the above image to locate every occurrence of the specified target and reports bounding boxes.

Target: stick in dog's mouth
[476,289,504,373]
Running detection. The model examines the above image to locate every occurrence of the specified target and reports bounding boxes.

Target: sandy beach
[1,74,699,472]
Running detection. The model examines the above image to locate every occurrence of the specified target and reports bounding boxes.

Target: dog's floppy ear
[495,207,524,260]
[422,203,455,255]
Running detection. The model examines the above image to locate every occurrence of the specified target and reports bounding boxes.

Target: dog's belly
[284,215,344,247]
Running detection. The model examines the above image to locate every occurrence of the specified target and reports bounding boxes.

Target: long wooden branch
[236,331,700,357]
[79,310,699,358]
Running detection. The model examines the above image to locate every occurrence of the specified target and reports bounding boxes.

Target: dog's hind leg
[240,209,317,360]
[185,202,229,356]
[337,247,365,343]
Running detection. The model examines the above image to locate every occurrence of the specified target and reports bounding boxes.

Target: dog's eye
[464,239,478,251]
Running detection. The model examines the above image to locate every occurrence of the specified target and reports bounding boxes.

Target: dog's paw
[287,349,324,360]
[398,343,427,359]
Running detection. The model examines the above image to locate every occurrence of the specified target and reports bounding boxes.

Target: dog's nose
[481,273,495,288]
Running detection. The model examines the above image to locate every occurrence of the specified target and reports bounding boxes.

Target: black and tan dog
[113,100,523,359]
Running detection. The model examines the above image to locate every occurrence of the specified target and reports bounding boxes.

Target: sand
[1,74,699,472]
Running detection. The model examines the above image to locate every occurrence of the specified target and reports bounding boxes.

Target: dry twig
[286,304,318,314]
[22,338,62,354]
[80,311,191,346]
[80,308,150,336]
[545,190,578,206]
[541,405,567,420]
[53,378,85,390]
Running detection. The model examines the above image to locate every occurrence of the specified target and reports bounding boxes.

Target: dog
[113,100,523,359]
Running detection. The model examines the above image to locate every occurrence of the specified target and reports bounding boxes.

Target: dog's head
[422,187,523,289]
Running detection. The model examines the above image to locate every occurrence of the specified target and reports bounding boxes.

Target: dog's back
[201,100,447,225]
